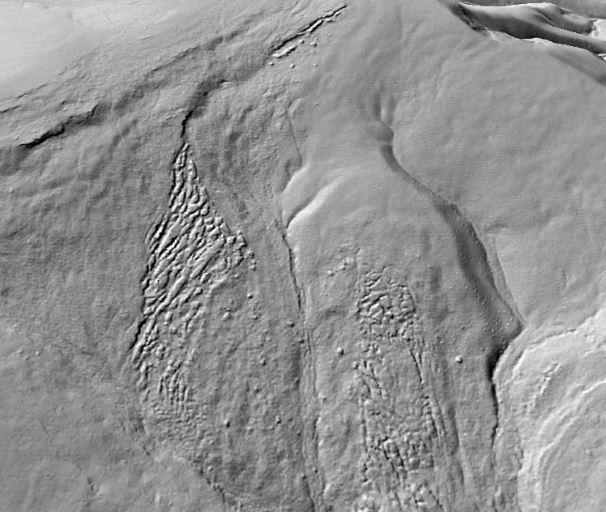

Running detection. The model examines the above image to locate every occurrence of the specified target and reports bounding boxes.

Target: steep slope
[444,1,606,84]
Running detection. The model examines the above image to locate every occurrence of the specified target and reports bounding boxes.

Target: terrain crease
[270,4,347,58]
[379,140,523,447]
[3,0,606,510]
[274,218,327,512]
[18,103,106,149]
[13,10,269,153]
[279,92,524,507]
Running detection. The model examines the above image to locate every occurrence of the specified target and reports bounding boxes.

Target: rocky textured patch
[354,267,444,510]
[130,143,311,511]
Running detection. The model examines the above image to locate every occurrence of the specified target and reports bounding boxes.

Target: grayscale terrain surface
[1,1,605,511]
